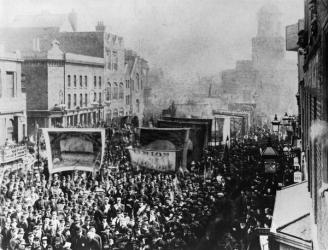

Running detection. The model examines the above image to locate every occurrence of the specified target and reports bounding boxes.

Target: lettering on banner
[129,148,176,172]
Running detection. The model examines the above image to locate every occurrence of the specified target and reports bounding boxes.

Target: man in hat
[71,226,87,250]
[41,236,49,250]
[86,231,101,250]
[52,236,63,250]
[101,226,112,250]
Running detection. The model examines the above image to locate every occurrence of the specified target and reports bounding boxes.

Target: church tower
[252,3,285,69]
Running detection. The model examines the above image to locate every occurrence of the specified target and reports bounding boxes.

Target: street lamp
[271,114,281,133]
[282,112,290,127]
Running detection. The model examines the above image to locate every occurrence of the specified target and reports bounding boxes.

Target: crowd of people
[0,125,293,250]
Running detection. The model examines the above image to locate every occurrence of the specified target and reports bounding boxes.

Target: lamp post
[271,114,281,140]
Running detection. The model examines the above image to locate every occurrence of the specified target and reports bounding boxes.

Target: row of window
[67,92,103,109]
[66,74,143,93]
[67,75,102,89]
[106,50,119,71]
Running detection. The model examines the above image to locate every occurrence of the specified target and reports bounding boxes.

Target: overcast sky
[0,0,304,79]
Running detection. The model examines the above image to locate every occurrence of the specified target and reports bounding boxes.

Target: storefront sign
[294,171,302,183]
[129,148,176,172]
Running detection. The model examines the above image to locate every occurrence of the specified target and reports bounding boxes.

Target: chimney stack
[68,9,77,32]
[95,21,106,32]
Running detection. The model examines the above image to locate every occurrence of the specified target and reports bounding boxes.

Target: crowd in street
[0,126,289,250]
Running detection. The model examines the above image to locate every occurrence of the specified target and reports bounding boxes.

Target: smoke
[310,120,328,146]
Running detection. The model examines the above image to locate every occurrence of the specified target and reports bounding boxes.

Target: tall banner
[157,120,207,162]
[128,148,177,172]
[139,128,189,169]
[162,117,212,143]
[43,128,106,174]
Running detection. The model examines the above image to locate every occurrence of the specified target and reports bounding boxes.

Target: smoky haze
[0,0,303,79]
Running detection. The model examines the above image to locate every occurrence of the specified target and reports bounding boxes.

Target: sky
[0,0,304,79]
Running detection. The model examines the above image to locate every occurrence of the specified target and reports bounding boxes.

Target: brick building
[0,48,26,145]
[23,40,105,137]
[270,1,328,250]
[0,12,150,129]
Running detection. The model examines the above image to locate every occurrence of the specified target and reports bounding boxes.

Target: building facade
[280,1,328,249]
[0,48,26,145]
[0,14,150,129]
[23,41,105,137]
[124,49,149,126]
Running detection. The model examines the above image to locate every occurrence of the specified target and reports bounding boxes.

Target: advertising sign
[128,148,177,172]
[294,171,303,183]
[43,128,106,174]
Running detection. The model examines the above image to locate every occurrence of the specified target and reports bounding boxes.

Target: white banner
[129,148,176,172]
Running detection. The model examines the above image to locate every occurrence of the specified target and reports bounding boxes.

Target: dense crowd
[0,127,289,250]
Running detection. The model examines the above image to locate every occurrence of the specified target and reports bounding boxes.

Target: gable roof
[262,146,278,157]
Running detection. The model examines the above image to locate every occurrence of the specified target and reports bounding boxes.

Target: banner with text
[129,148,177,172]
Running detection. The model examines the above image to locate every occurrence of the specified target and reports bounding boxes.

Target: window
[136,99,140,113]
[74,75,77,88]
[7,119,14,141]
[113,109,118,118]
[119,82,124,99]
[113,83,118,99]
[67,75,71,88]
[119,108,124,117]
[106,110,112,122]
[126,95,129,105]
[99,92,102,103]
[80,94,83,107]
[84,76,88,88]
[85,94,88,107]
[21,73,26,93]
[93,92,97,102]
[80,76,83,88]
[99,77,102,89]
[94,76,97,88]
[136,73,140,90]
[73,94,77,106]
[68,94,71,109]
[6,72,16,97]
[106,49,111,70]
[112,51,118,71]
[106,82,111,101]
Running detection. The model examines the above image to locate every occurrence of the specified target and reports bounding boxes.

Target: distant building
[220,3,297,121]
[23,40,105,137]
[124,49,149,126]
[0,48,26,145]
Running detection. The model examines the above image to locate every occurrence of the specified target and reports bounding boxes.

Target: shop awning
[270,181,312,249]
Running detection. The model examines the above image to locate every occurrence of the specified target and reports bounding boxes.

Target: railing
[0,145,27,164]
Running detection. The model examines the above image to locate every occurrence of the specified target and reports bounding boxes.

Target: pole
[214,117,217,147]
